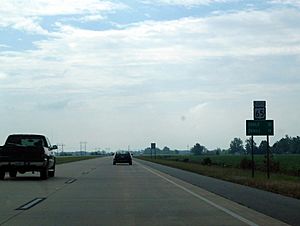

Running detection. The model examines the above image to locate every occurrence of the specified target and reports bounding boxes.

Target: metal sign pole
[251,135,254,178]
[267,135,270,179]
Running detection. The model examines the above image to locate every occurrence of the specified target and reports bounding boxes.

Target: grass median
[137,156,300,199]
[56,156,102,165]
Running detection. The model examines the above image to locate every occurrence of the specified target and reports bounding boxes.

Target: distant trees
[245,139,269,155]
[58,152,72,156]
[229,138,245,155]
[245,138,251,155]
[90,150,107,155]
[143,147,159,155]
[291,137,300,154]
[258,140,268,155]
[140,135,300,156]
[162,146,171,153]
[272,135,300,154]
[272,135,290,154]
[215,148,221,155]
[244,135,300,155]
[245,137,258,155]
[191,143,207,155]
[142,146,178,155]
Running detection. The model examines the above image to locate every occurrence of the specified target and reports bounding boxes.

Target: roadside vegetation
[137,135,300,199]
[56,156,102,165]
[137,155,300,199]
[143,154,300,176]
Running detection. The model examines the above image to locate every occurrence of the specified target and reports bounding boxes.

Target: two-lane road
[0,157,290,226]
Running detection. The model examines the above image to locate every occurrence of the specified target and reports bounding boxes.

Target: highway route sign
[254,101,266,120]
[151,143,156,149]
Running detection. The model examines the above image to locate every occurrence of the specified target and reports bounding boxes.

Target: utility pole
[80,141,87,156]
[57,144,65,156]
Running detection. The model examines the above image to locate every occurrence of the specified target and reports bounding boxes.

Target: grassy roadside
[56,156,102,165]
[137,156,300,199]
[145,154,300,176]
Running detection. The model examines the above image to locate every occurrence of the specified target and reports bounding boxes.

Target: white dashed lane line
[16,198,46,210]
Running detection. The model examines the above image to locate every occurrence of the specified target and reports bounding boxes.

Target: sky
[0,0,300,152]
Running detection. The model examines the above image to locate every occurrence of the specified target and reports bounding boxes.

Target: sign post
[267,135,270,178]
[251,135,254,178]
[246,101,274,178]
[151,143,156,159]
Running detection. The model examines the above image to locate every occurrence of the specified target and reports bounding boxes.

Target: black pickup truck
[0,134,57,180]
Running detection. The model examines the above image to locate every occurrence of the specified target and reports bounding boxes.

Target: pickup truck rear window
[5,136,45,147]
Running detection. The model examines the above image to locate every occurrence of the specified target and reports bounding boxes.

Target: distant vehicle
[113,151,132,165]
[0,134,57,180]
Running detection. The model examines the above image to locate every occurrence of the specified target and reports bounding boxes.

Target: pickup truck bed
[0,134,57,180]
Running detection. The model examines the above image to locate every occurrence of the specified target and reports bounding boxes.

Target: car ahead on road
[113,151,132,165]
[0,134,57,180]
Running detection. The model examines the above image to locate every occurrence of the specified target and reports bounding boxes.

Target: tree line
[142,135,300,155]
[228,135,300,155]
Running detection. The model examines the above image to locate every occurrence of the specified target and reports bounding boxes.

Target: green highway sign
[151,143,156,149]
[246,120,274,136]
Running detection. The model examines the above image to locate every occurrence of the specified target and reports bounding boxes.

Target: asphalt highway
[0,157,290,226]
[137,159,300,226]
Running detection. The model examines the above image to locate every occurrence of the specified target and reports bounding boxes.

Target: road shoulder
[135,158,300,226]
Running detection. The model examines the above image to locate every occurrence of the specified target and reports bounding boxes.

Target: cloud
[79,15,105,22]
[0,0,126,34]
[189,103,208,114]
[0,72,8,80]
[0,44,9,49]
[37,99,70,110]
[1,6,300,150]
[1,8,300,94]
[0,15,48,35]
[49,8,300,64]
[143,0,237,7]
[0,0,125,17]
[270,0,300,8]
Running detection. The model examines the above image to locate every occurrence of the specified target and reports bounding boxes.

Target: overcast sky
[0,0,300,151]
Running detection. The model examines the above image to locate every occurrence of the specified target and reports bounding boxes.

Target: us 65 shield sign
[254,101,266,120]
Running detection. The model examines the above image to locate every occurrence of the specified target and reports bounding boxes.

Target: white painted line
[65,178,77,184]
[139,163,259,226]
[16,198,46,210]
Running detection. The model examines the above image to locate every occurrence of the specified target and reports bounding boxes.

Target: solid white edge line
[138,162,259,226]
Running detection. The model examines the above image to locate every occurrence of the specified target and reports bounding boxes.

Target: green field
[149,154,300,176]
[137,155,300,199]
[56,156,102,165]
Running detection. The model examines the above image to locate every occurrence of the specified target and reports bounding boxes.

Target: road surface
[137,158,300,226]
[0,157,290,226]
